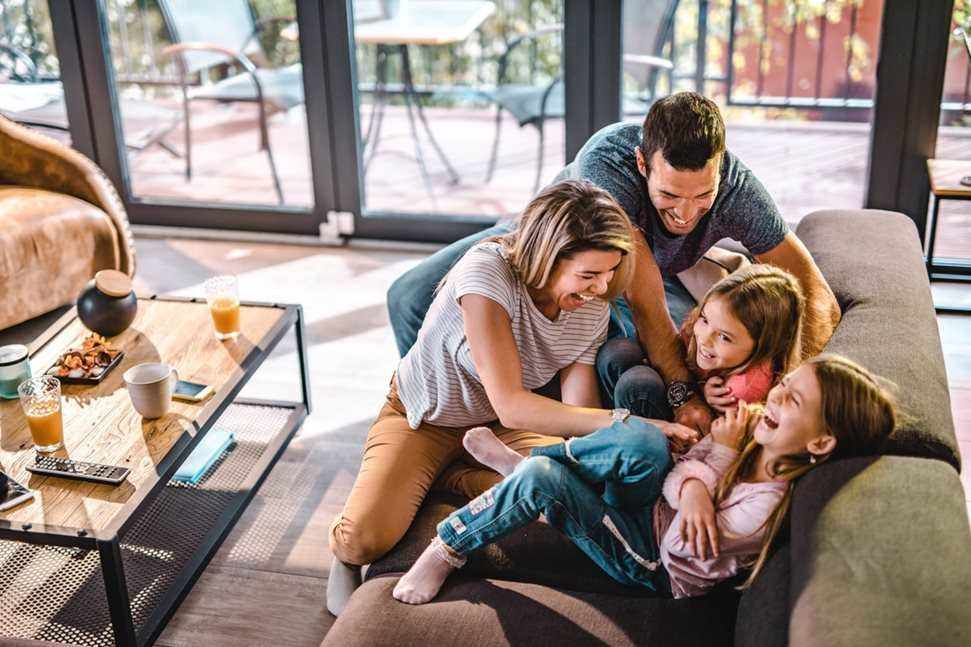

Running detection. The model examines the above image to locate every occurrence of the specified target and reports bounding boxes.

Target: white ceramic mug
[124,362,179,419]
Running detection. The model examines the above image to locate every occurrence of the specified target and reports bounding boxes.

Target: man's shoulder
[715,149,772,213]
[573,122,643,211]
[577,122,641,161]
[719,148,751,187]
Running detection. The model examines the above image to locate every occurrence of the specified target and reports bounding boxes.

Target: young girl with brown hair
[393,354,896,603]
[602,263,805,422]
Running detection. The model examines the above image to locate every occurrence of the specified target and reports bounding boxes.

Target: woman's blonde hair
[496,179,636,301]
[685,264,805,380]
[714,354,896,590]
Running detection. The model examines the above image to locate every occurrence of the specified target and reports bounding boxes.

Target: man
[387,92,840,432]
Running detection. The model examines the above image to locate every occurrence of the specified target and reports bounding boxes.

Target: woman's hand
[678,479,719,560]
[710,401,752,449]
[703,376,737,413]
[637,417,700,453]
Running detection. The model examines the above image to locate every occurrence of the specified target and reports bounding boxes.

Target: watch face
[667,382,691,406]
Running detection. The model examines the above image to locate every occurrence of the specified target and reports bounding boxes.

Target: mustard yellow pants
[328,378,560,565]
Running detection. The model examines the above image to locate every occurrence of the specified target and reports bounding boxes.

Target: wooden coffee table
[0,296,309,646]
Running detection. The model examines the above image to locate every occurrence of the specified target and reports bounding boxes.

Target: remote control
[27,455,130,485]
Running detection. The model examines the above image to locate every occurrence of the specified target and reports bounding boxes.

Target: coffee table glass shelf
[0,296,309,646]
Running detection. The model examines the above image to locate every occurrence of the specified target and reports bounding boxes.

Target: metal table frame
[926,192,971,315]
[0,295,311,646]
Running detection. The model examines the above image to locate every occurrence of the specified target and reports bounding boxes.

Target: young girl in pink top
[601,263,804,422]
[393,354,896,602]
[686,264,805,413]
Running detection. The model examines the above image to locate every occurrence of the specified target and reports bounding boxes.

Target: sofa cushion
[325,574,738,647]
[796,209,958,469]
[734,546,790,647]
[0,186,118,329]
[353,491,740,646]
[786,455,971,647]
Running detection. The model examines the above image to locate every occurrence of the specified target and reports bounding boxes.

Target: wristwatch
[666,381,697,409]
[610,408,631,423]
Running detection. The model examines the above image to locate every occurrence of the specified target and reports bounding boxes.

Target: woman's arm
[559,362,602,408]
[461,294,614,436]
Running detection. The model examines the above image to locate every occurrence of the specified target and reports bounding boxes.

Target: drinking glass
[204,275,241,340]
[18,375,64,453]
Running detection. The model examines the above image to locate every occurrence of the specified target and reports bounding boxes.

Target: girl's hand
[704,376,737,413]
[678,479,719,560]
[639,417,700,453]
[710,401,751,449]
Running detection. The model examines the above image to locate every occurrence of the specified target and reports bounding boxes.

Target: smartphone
[173,379,214,403]
[0,472,35,512]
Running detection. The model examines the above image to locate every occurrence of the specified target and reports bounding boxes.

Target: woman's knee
[614,365,669,419]
[329,513,402,566]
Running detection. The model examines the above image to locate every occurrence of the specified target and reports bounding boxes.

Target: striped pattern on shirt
[396,242,609,429]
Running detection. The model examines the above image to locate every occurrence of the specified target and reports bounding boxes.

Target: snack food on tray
[49,334,123,380]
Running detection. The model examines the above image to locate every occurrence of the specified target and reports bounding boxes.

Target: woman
[327,179,698,614]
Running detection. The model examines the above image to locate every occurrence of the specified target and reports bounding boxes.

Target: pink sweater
[652,436,786,598]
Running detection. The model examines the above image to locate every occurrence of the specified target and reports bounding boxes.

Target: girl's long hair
[713,354,897,590]
[684,264,805,381]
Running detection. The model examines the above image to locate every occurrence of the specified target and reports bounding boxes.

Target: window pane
[932,1,971,265]
[104,0,313,208]
[0,0,71,146]
[623,0,884,229]
[351,0,565,220]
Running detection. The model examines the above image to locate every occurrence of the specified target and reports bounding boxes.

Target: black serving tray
[46,350,125,385]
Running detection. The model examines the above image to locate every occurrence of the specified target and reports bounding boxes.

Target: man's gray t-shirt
[565,122,789,275]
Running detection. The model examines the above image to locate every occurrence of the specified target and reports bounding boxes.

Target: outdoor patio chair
[482,0,679,194]
[158,0,305,204]
[0,44,181,156]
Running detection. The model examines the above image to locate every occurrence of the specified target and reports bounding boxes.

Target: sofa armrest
[786,455,971,647]
[796,209,957,469]
[0,115,135,276]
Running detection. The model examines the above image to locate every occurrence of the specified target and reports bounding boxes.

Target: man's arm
[626,229,713,432]
[756,231,841,358]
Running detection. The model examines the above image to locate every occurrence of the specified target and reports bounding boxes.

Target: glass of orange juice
[18,375,64,453]
[204,275,241,340]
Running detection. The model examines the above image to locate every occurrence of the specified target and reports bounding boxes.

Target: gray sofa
[323,209,971,647]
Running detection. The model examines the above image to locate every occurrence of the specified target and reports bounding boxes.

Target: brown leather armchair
[0,114,135,330]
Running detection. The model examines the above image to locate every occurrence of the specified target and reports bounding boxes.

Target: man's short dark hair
[640,92,726,172]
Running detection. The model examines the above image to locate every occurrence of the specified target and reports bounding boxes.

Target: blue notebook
[173,430,235,484]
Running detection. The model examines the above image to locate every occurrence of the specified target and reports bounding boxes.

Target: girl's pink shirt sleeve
[724,361,774,404]
[662,436,739,509]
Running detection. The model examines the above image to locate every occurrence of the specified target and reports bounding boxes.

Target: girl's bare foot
[392,538,463,605]
[463,426,524,476]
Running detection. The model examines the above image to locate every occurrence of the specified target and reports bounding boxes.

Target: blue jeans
[436,420,673,592]
[598,282,695,420]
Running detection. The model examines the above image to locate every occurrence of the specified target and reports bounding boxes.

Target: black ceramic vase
[77,270,137,337]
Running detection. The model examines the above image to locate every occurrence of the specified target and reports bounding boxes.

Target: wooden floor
[118,101,971,260]
[114,234,971,647]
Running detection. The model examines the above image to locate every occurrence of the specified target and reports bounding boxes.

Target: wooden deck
[81,99,970,259]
